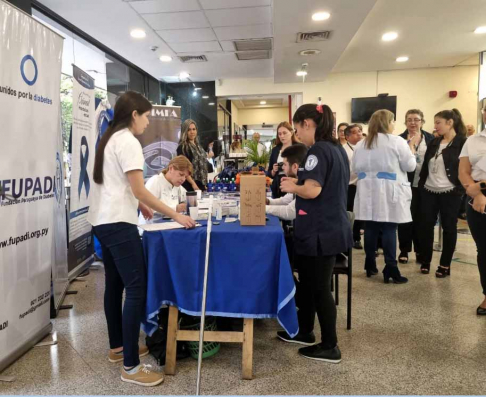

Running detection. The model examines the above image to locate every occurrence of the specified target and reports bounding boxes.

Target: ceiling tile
[130,0,200,14]
[142,11,209,30]
[220,41,236,52]
[157,28,217,43]
[214,24,272,41]
[200,0,271,10]
[170,41,222,53]
[205,7,271,27]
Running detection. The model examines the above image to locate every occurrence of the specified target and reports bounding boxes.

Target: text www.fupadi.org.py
[0,228,49,249]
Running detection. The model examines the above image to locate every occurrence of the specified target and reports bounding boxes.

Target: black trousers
[467,203,486,295]
[398,187,422,255]
[295,254,337,349]
[347,184,363,242]
[419,189,462,267]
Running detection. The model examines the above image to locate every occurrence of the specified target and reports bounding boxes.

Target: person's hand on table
[176,203,187,213]
[175,213,196,228]
[139,202,154,220]
[472,194,486,214]
[280,177,297,194]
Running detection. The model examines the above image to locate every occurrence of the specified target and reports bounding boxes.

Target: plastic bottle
[207,181,213,192]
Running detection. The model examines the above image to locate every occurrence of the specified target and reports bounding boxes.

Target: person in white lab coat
[139,156,192,225]
[352,109,419,284]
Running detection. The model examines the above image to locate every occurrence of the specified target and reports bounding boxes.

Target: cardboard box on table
[239,174,266,226]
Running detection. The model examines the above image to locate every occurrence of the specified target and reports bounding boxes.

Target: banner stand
[0,0,64,373]
[0,323,52,374]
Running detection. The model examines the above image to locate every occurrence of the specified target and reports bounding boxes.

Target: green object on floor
[180,317,221,359]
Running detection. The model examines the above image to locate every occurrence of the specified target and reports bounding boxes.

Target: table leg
[165,306,179,375]
[241,318,254,380]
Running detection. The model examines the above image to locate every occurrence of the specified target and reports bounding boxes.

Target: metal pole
[434,214,443,252]
[196,195,213,396]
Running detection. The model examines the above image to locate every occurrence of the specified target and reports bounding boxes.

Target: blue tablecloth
[142,215,299,338]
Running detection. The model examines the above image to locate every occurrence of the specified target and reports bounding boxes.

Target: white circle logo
[305,155,318,171]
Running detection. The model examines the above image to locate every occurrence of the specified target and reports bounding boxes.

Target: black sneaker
[353,241,363,249]
[277,331,316,346]
[298,344,341,363]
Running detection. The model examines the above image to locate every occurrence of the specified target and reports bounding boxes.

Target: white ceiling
[36,0,486,84]
[332,0,486,73]
[229,94,289,109]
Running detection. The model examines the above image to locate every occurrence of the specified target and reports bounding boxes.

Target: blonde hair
[179,119,200,153]
[162,155,193,176]
[365,109,395,149]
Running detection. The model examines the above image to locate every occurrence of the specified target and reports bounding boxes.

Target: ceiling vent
[297,31,332,43]
[233,38,272,52]
[177,55,208,63]
[235,50,272,61]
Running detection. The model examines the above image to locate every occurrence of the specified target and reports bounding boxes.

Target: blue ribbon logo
[78,136,90,199]
[20,55,38,86]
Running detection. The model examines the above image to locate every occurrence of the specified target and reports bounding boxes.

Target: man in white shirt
[252,132,266,157]
[343,124,364,249]
[266,144,308,220]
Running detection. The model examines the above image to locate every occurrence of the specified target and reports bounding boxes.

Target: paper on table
[140,222,202,231]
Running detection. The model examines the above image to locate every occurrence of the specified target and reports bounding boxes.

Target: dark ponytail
[292,103,337,144]
[434,108,467,137]
[93,91,152,184]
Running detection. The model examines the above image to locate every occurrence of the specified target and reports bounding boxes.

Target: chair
[332,211,354,330]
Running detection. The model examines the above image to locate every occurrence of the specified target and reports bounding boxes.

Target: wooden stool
[165,306,254,379]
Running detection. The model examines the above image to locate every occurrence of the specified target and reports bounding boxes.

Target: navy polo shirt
[294,141,353,256]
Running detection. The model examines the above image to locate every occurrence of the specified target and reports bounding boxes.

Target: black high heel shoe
[398,252,408,264]
[366,268,379,278]
[420,263,430,274]
[435,266,450,278]
[383,265,408,284]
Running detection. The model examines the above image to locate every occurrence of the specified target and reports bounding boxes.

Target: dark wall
[7,0,31,14]
[162,81,217,151]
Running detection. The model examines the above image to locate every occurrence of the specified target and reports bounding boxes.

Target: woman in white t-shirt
[88,92,195,387]
[459,105,486,315]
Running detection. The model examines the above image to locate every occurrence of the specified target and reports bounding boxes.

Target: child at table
[139,156,192,225]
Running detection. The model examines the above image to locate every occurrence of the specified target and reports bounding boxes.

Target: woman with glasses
[459,106,486,315]
[397,110,434,264]
[418,109,467,277]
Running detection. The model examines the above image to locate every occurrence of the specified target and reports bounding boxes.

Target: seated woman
[140,156,193,223]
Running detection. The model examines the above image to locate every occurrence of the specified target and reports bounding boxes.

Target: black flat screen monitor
[351,96,397,123]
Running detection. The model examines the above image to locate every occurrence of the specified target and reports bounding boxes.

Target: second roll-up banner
[68,65,95,277]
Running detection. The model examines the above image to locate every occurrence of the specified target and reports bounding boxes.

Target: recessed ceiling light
[382,32,398,41]
[179,72,190,79]
[194,87,202,91]
[159,55,172,62]
[192,91,198,97]
[312,12,331,21]
[208,102,215,106]
[296,71,308,77]
[202,96,209,99]
[130,29,146,39]
[396,56,409,62]
[474,26,486,34]
[260,101,267,105]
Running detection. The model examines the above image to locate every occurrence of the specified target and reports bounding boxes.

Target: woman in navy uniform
[277,103,352,363]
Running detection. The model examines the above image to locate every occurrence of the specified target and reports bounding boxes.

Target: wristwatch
[480,181,486,191]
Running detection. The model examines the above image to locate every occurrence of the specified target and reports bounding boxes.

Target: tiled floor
[1,219,485,395]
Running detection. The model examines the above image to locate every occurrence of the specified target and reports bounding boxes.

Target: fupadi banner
[0,0,63,371]
[136,105,181,179]
[68,65,95,275]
